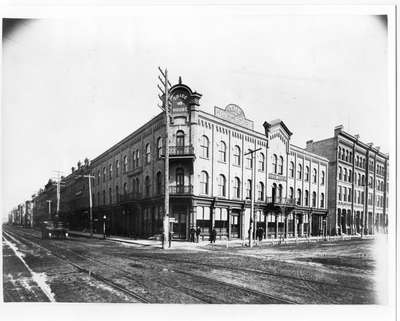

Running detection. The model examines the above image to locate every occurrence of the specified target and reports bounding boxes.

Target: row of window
[376,164,385,176]
[291,188,325,207]
[201,136,266,170]
[338,147,354,164]
[288,162,325,184]
[338,186,357,203]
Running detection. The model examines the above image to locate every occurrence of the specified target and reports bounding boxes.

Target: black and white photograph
[0,3,397,321]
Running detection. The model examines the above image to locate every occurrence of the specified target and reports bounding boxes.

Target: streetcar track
[3,230,151,303]
[4,229,211,303]
[5,228,296,304]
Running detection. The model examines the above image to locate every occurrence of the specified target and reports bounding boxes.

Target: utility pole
[157,66,173,249]
[46,200,52,219]
[244,148,261,248]
[52,170,65,221]
[77,174,95,238]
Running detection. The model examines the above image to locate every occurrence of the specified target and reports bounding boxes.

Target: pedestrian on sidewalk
[190,227,195,243]
[195,226,201,243]
[211,228,217,243]
[258,227,264,242]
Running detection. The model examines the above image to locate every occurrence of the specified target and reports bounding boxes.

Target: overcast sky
[2,9,389,218]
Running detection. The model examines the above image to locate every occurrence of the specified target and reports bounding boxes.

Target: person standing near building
[211,228,217,243]
[195,226,201,243]
[190,227,195,242]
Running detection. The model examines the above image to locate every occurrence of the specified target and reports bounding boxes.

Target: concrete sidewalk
[68,230,374,250]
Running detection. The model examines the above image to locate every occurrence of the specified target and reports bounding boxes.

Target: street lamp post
[244,147,262,248]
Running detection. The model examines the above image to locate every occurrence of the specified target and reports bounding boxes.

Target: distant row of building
[8,79,389,240]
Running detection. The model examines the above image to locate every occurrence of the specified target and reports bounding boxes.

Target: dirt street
[2,225,382,304]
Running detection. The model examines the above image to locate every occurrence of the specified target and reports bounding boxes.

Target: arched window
[320,193,325,207]
[123,182,127,194]
[135,178,140,196]
[233,177,240,198]
[297,164,302,180]
[218,174,226,197]
[109,164,112,180]
[321,171,325,185]
[258,182,264,201]
[305,166,310,181]
[279,156,284,175]
[219,141,226,162]
[278,184,283,202]
[289,161,294,178]
[123,156,128,173]
[272,154,278,173]
[200,135,209,158]
[115,160,120,177]
[145,176,151,197]
[109,187,112,204]
[259,153,265,171]
[361,175,365,186]
[145,144,151,164]
[176,168,184,193]
[344,168,347,181]
[304,190,309,206]
[296,189,302,205]
[272,183,277,202]
[246,150,253,169]
[246,180,252,199]
[135,150,140,168]
[313,168,317,183]
[338,166,342,180]
[157,137,163,159]
[97,170,100,184]
[312,191,317,207]
[156,172,162,195]
[289,187,294,200]
[103,167,106,182]
[348,170,352,182]
[338,147,341,158]
[233,145,241,165]
[200,171,209,194]
[176,130,185,147]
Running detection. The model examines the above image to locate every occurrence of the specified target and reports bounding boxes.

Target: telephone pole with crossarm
[157,67,173,249]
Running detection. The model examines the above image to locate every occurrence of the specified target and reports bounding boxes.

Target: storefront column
[308,213,312,237]
[275,213,279,239]
[210,206,215,230]
[299,214,304,237]
[228,207,232,241]
[284,213,288,239]
[294,214,298,238]
[240,209,245,240]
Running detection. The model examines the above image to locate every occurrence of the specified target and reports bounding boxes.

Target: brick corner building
[305,125,389,236]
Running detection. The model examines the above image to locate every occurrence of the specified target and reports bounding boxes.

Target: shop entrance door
[230,214,240,238]
[172,210,186,239]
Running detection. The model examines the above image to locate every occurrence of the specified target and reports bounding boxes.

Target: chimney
[84,158,90,166]
[375,146,380,152]
[306,140,313,150]
[367,142,373,149]
[334,124,344,136]
[354,134,360,140]
[77,161,81,169]
[71,167,75,173]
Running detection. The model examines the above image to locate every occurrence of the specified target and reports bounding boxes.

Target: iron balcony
[266,197,296,206]
[169,185,193,195]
